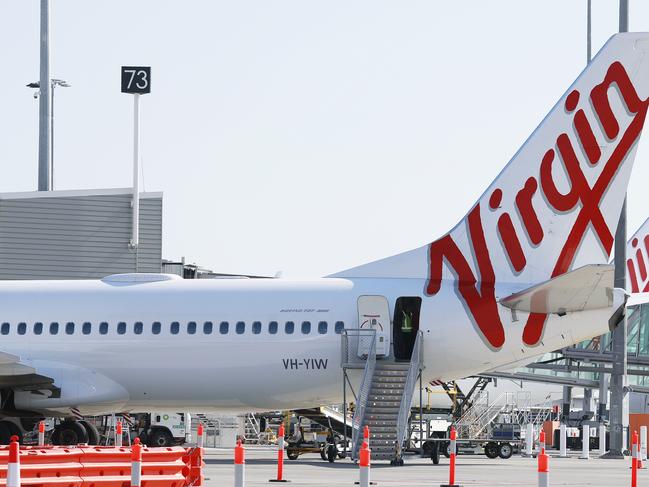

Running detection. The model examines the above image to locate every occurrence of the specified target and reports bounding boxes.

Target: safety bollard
[364,425,370,447]
[38,420,45,446]
[116,420,123,447]
[197,423,204,448]
[525,424,534,457]
[269,423,289,482]
[7,435,20,487]
[599,424,607,456]
[580,425,590,460]
[235,439,245,487]
[641,426,647,469]
[632,431,638,487]
[559,424,567,458]
[538,451,549,487]
[539,430,546,455]
[131,437,142,487]
[440,427,462,487]
[359,440,371,487]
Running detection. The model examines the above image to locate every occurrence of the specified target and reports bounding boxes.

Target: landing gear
[52,420,88,445]
[79,420,100,445]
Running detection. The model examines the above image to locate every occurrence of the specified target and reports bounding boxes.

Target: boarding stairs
[456,391,531,440]
[343,329,424,462]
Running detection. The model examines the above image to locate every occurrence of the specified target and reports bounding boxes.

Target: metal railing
[341,328,378,369]
[349,330,377,459]
[396,330,424,450]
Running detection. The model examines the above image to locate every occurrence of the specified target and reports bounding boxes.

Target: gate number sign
[121,66,151,94]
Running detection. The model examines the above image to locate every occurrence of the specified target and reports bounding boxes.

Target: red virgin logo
[425,62,649,350]
[628,234,649,293]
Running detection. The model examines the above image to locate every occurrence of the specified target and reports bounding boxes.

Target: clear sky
[1,1,649,278]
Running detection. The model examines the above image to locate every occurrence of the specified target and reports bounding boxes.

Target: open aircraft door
[357,295,390,358]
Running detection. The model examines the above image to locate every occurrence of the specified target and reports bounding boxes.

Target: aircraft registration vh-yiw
[1,32,649,444]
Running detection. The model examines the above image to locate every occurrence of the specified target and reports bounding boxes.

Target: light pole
[27,78,70,190]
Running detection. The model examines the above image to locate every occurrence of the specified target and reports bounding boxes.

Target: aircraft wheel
[79,420,100,445]
[498,442,513,459]
[0,422,12,444]
[484,442,499,459]
[52,420,88,445]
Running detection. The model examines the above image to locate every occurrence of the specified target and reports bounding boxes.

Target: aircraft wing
[499,264,614,314]
[0,352,58,392]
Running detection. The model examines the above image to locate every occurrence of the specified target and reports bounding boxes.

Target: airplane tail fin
[331,33,649,289]
[627,216,649,293]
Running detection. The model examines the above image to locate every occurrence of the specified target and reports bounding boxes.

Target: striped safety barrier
[234,439,245,487]
[441,426,461,487]
[269,423,288,483]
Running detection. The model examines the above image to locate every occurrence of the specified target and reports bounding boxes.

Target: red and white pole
[441,426,461,487]
[131,437,142,487]
[364,425,370,447]
[359,440,371,487]
[538,450,549,487]
[632,430,639,487]
[197,423,204,448]
[539,430,546,455]
[7,436,20,487]
[116,420,123,447]
[270,423,288,482]
[38,420,45,446]
[235,439,245,487]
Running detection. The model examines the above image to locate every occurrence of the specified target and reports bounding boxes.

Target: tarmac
[202,447,640,486]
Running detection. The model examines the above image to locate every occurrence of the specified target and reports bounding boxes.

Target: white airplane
[1,32,649,445]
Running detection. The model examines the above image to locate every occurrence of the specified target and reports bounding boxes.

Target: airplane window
[66,322,75,335]
[99,322,108,335]
[82,322,91,335]
[252,321,262,334]
[0,323,8,335]
[152,322,161,335]
[220,321,229,334]
[285,321,294,334]
[117,322,126,335]
[203,321,213,334]
[34,322,43,335]
[17,322,26,335]
[171,322,180,335]
[318,321,327,334]
[50,322,59,335]
[187,322,197,335]
[335,321,345,334]
[134,322,143,335]
[268,321,278,334]
[301,321,311,334]
[236,321,245,335]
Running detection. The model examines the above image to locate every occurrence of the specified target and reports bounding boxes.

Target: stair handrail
[350,329,377,459]
[396,330,424,451]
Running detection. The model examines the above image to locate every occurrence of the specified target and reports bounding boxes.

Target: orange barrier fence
[0,441,202,487]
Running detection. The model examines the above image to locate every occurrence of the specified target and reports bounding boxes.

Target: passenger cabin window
[220,321,229,334]
[252,321,262,334]
[152,322,161,335]
[335,321,345,334]
[17,322,26,335]
[171,322,180,335]
[134,322,143,335]
[1,323,9,335]
[50,322,59,335]
[82,322,91,335]
[301,321,311,334]
[268,321,278,334]
[187,322,197,335]
[285,321,295,334]
[66,322,75,335]
[203,322,213,334]
[236,321,245,335]
[318,321,327,334]
[99,322,108,335]
[34,322,43,335]
[117,322,126,335]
